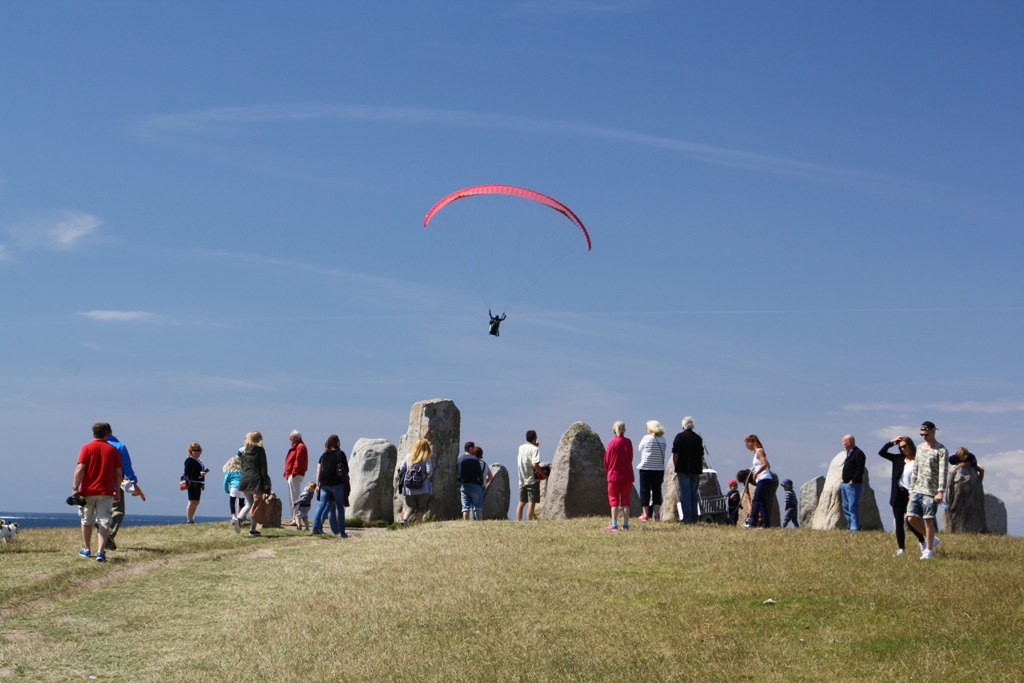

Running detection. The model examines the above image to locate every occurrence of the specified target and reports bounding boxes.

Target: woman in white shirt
[637,420,667,521]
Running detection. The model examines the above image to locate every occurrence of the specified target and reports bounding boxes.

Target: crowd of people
[69,417,985,561]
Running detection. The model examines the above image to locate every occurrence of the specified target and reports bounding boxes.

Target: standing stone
[661,456,681,521]
[629,484,643,518]
[943,465,986,533]
[392,399,461,521]
[984,494,1007,536]
[346,438,397,524]
[800,476,825,529]
[540,422,610,519]
[810,452,883,531]
[482,463,511,520]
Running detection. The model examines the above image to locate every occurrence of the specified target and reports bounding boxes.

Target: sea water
[0,511,224,529]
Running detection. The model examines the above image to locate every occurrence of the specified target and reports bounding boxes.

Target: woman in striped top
[637,420,668,521]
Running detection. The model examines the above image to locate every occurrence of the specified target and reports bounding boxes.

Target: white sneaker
[932,536,941,550]
[232,517,241,534]
[919,541,926,552]
[920,549,933,560]
[895,549,905,557]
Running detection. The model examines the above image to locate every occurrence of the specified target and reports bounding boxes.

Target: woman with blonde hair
[222,451,243,529]
[238,431,271,537]
[396,438,434,526]
[744,434,772,529]
[637,420,667,521]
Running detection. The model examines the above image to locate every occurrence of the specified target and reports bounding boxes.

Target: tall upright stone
[346,438,397,523]
[984,494,1007,536]
[799,476,825,528]
[811,452,883,531]
[944,465,987,533]
[540,422,609,519]
[392,399,461,521]
[482,463,511,520]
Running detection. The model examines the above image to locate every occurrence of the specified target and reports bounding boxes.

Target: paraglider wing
[423,184,591,251]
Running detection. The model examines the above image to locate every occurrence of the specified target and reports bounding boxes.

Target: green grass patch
[0,520,1022,681]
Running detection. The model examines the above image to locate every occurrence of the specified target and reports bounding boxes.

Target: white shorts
[229,487,242,498]
[78,496,114,528]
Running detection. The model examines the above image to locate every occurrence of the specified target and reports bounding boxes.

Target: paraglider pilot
[488,310,506,337]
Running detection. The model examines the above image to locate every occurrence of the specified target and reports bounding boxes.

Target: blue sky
[2,2,1022,532]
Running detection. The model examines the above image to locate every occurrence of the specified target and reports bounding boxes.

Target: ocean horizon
[0,511,225,529]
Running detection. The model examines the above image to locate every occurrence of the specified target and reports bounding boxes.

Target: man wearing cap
[906,421,949,560]
[840,434,866,531]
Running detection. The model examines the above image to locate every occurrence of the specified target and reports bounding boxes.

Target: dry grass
[1,520,1022,681]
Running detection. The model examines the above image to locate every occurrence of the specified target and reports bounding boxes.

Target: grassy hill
[1,520,1022,682]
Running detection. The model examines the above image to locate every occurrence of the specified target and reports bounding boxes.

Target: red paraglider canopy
[423,184,591,250]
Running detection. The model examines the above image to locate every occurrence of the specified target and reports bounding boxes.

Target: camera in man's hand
[66,494,87,507]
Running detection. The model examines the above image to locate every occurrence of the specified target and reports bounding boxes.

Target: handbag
[250,494,269,525]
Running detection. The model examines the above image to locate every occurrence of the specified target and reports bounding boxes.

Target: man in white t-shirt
[516,430,542,521]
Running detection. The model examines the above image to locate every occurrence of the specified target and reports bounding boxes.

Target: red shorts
[607,481,631,507]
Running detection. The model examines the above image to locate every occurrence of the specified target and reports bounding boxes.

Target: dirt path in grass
[0,531,374,622]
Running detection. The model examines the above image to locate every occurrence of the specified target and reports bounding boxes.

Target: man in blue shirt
[105,426,140,551]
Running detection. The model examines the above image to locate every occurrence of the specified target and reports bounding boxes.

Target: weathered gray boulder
[629,484,643,518]
[738,478,781,527]
[540,422,610,519]
[482,463,511,520]
[944,465,986,533]
[392,399,461,521]
[346,438,397,523]
[661,456,680,521]
[984,493,1007,536]
[810,452,883,531]
[800,476,825,528]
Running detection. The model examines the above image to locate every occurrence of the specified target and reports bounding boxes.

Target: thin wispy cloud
[509,0,652,16]
[845,400,1024,415]
[136,103,915,193]
[6,212,102,254]
[196,249,435,307]
[80,310,160,322]
[186,375,269,391]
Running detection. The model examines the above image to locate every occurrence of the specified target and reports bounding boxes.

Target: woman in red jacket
[604,421,634,531]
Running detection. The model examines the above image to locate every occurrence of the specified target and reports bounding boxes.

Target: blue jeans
[313,484,347,535]
[750,479,773,528]
[676,473,700,523]
[460,483,484,517]
[841,482,863,531]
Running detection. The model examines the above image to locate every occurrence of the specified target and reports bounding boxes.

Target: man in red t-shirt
[72,422,122,561]
[283,430,308,526]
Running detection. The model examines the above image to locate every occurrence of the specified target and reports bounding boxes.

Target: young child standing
[294,481,316,531]
[223,452,243,533]
[782,479,799,528]
[726,479,741,525]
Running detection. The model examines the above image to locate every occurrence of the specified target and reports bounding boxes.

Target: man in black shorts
[516,431,542,521]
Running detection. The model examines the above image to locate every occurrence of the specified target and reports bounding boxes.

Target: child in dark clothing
[727,479,741,525]
[782,479,799,528]
[294,481,316,531]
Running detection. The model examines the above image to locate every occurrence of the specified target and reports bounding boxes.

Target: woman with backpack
[313,434,349,538]
[397,438,433,526]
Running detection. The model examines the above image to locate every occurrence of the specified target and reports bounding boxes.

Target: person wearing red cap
[727,479,740,525]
